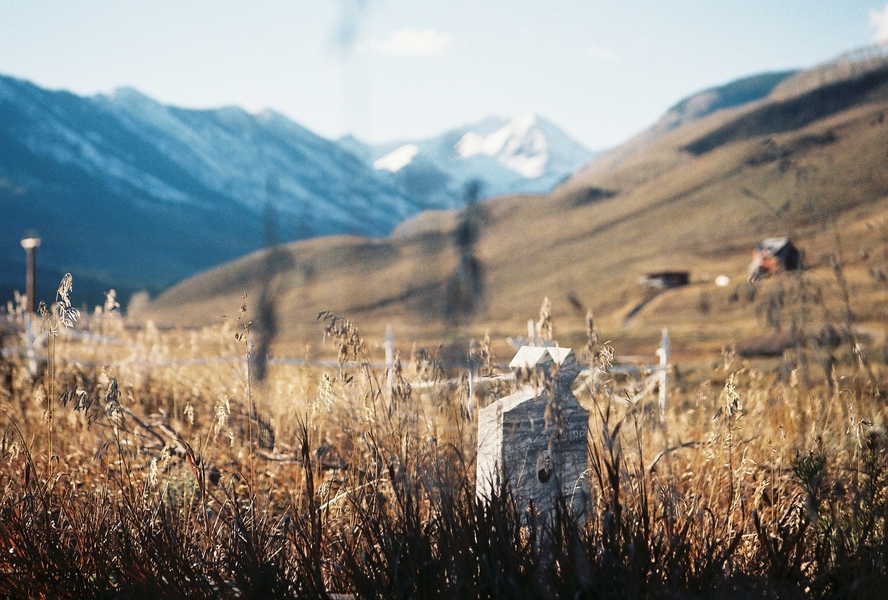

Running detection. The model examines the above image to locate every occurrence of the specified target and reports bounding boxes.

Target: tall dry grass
[0,275,886,598]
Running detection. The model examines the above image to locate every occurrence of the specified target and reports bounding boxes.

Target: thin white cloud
[370,28,452,57]
[870,3,888,44]
[585,45,617,62]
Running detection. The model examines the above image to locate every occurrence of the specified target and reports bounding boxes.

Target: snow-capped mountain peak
[347,113,596,204]
[456,113,548,178]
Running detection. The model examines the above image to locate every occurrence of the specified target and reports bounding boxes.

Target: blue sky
[1,1,887,150]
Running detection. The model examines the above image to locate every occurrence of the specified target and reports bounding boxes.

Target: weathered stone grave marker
[476,345,589,518]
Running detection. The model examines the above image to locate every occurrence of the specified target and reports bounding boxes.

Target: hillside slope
[149,53,888,356]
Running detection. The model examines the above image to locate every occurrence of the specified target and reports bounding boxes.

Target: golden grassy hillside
[148,56,888,360]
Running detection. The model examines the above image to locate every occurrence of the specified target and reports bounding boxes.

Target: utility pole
[20,237,41,314]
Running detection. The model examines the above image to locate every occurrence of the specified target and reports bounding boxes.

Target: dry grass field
[1,270,888,598]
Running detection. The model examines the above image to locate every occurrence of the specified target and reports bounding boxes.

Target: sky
[2,1,888,150]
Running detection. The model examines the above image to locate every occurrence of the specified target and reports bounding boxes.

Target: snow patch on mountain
[374,144,420,172]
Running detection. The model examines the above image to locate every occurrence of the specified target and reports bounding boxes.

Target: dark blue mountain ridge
[0,75,432,308]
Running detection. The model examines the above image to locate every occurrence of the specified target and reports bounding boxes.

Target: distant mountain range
[0,74,595,307]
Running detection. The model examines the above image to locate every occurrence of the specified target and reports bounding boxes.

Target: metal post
[20,237,41,314]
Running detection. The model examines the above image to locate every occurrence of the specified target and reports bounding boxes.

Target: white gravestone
[476,346,589,518]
